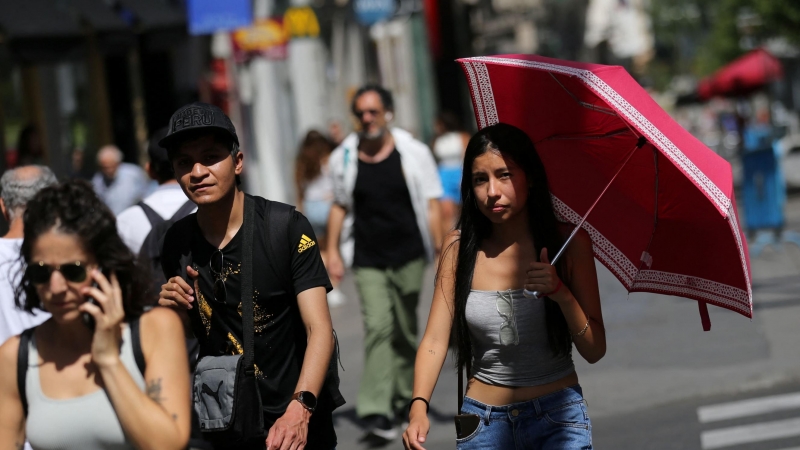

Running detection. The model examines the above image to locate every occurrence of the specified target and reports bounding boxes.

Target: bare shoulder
[0,335,20,383]
[139,307,183,338]
[557,223,592,251]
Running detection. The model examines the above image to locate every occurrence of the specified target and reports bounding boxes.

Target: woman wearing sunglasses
[0,180,191,450]
[403,123,606,449]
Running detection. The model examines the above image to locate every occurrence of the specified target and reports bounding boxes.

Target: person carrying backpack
[117,127,196,258]
[158,103,343,450]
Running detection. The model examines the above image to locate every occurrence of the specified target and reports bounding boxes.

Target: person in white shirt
[117,128,195,256]
[92,145,149,215]
[0,165,56,345]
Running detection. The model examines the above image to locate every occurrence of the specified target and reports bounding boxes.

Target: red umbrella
[457,54,752,330]
[697,48,783,100]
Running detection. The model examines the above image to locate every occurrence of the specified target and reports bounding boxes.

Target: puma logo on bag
[202,380,224,408]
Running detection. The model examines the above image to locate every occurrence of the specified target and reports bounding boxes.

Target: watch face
[300,391,317,409]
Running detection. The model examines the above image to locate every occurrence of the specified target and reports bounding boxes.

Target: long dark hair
[448,123,572,375]
[15,180,150,320]
[295,130,334,195]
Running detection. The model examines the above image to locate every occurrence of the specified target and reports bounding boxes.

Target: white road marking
[700,417,800,449]
[697,392,800,423]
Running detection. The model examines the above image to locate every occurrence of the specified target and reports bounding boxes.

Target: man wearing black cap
[157,103,340,450]
[116,128,195,255]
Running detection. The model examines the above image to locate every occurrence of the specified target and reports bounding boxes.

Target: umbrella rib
[549,72,618,116]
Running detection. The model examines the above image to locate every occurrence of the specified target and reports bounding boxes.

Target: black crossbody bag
[454,364,481,439]
[193,196,264,441]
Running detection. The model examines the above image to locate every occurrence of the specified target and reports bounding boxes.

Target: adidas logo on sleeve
[298,234,316,253]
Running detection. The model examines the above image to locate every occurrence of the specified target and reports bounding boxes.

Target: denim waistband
[462,385,585,423]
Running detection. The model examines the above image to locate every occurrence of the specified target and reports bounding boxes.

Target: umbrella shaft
[551,137,647,266]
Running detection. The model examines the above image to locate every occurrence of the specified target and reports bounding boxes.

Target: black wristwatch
[292,391,317,413]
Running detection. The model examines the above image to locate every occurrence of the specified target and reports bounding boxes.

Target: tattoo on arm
[428,349,436,356]
[146,378,165,404]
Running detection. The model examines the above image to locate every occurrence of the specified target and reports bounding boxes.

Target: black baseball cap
[159,102,239,150]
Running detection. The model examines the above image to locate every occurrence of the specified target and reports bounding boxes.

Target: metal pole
[525,136,647,299]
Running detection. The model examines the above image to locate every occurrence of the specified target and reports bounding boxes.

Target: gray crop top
[465,289,575,386]
[25,325,146,450]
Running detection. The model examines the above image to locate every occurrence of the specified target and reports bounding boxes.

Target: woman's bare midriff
[465,371,579,406]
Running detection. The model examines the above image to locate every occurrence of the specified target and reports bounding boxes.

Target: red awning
[697,48,783,100]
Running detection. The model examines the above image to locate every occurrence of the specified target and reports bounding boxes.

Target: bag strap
[137,201,163,228]
[170,200,196,222]
[458,366,463,412]
[17,328,34,417]
[264,201,295,294]
[241,196,256,371]
[130,317,146,375]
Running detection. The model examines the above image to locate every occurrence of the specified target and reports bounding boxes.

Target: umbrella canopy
[458,54,752,330]
[697,48,783,100]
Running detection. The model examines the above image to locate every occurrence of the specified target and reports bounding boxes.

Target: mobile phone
[454,413,481,439]
[81,268,107,331]
[81,298,98,331]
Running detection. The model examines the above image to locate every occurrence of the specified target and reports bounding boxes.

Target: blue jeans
[456,385,592,449]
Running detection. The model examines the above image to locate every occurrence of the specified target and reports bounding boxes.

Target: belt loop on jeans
[533,398,543,417]
[483,404,492,425]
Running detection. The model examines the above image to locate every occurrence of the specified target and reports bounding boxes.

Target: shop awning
[697,48,784,100]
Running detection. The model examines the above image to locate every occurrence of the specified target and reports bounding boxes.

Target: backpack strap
[241,196,256,371]
[137,201,163,228]
[130,317,146,375]
[264,201,296,294]
[17,328,34,417]
[170,200,196,222]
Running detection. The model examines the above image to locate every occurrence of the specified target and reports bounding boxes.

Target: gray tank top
[465,289,575,386]
[25,325,146,450]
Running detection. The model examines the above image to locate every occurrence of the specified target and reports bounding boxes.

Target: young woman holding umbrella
[403,123,606,449]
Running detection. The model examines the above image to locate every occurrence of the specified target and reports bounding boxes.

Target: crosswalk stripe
[697,392,800,423]
[700,417,800,449]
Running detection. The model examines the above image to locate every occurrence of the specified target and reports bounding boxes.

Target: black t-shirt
[161,195,336,448]
[353,148,425,268]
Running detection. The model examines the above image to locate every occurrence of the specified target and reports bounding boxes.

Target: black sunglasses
[26,261,88,285]
[208,250,227,304]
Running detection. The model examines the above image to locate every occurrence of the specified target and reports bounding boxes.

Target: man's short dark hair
[351,84,394,115]
[165,128,241,185]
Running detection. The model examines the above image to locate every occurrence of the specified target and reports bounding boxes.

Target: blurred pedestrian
[158,102,342,450]
[432,111,470,235]
[0,166,56,345]
[326,85,443,443]
[117,128,195,256]
[403,123,606,450]
[12,125,46,168]
[295,130,346,307]
[91,145,148,215]
[0,180,191,450]
[327,120,346,146]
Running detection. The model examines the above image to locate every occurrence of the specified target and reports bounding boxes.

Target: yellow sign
[232,19,288,53]
[284,6,320,38]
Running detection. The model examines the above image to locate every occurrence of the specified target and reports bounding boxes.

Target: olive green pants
[353,257,426,419]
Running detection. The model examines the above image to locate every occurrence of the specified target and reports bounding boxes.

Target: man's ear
[234,150,244,176]
[0,198,9,222]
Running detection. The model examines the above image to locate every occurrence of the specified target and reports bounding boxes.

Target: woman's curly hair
[14,179,149,319]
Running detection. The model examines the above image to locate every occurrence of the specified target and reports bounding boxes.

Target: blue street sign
[353,0,396,26]
[188,0,253,35]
